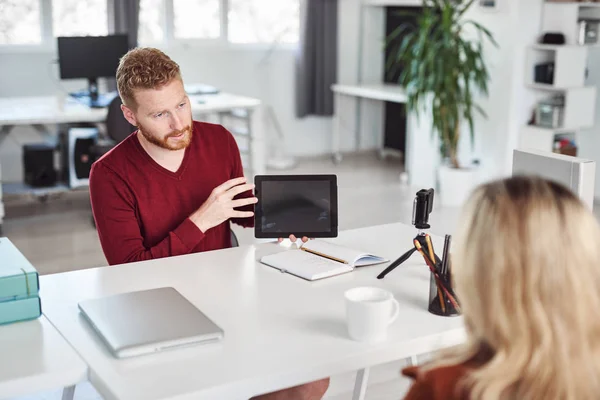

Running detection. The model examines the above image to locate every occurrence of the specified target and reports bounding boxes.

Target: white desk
[331,83,407,163]
[0,92,262,234]
[331,83,438,190]
[0,316,88,399]
[0,93,261,130]
[40,223,465,400]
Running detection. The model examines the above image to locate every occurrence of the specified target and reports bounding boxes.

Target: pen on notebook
[441,234,451,277]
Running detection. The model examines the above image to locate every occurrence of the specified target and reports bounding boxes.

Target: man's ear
[121,104,138,127]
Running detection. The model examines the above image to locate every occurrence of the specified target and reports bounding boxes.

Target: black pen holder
[428,272,460,317]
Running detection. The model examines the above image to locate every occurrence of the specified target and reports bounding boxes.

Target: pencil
[438,286,445,313]
[416,241,436,270]
[425,235,438,273]
[425,235,435,261]
[441,235,452,277]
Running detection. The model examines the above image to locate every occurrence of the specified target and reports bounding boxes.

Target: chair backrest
[230,229,239,248]
[106,96,136,143]
[512,149,596,210]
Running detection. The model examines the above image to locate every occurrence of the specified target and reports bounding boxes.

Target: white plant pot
[438,165,478,207]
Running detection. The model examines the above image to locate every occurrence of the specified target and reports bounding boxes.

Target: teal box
[0,296,42,325]
[0,237,39,300]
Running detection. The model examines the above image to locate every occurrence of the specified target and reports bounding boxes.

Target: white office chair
[230,229,239,247]
[512,149,596,210]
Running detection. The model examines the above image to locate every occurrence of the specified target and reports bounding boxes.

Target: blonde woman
[403,176,600,399]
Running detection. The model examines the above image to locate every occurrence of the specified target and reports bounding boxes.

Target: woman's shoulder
[402,362,472,400]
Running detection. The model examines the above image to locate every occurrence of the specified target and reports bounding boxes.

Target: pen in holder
[421,234,460,317]
[428,269,459,317]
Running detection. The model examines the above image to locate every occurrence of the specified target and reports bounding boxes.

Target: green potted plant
[387,0,496,206]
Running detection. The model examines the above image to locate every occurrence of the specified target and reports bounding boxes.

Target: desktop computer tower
[61,127,98,188]
[23,143,58,188]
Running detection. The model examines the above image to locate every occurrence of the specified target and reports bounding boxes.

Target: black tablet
[254,175,338,238]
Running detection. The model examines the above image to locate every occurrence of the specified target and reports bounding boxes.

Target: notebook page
[260,249,353,281]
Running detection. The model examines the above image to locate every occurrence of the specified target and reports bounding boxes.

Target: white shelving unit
[542,2,600,46]
[525,45,588,88]
[520,1,598,153]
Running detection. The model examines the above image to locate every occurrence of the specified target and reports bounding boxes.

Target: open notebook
[260,240,388,281]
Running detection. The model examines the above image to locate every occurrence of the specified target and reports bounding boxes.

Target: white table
[0,91,262,234]
[40,223,465,400]
[331,83,408,163]
[0,316,88,400]
[331,83,438,190]
[0,93,261,130]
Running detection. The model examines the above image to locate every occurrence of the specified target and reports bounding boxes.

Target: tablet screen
[254,175,338,238]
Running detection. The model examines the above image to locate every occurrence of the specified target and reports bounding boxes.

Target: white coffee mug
[345,287,400,343]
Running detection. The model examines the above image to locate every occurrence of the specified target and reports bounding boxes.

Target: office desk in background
[0,92,263,234]
[331,83,408,164]
[0,316,88,400]
[331,83,438,191]
[40,223,465,400]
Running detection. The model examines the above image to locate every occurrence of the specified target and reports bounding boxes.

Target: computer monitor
[57,35,129,107]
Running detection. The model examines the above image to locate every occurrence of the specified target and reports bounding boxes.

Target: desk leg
[352,368,369,400]
[332,93,342,164]
[0,125,15,150]
[61,385,76,400]
[245,108,254,177]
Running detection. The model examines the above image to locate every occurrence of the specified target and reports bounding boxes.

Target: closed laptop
[78,287,224,358]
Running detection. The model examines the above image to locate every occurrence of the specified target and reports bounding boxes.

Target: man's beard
[138,123,193,151]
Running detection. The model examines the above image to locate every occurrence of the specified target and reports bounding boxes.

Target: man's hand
[278,235,309,244]
[190,177,257,233]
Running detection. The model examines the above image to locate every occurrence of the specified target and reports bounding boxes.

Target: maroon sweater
[89,121,253,266]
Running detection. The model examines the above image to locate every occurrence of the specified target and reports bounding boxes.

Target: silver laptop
[78,287,224,358]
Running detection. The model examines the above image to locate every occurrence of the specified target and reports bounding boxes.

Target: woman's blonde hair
[436,175,600,399]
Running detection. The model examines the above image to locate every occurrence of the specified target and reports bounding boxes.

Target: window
[228,0,299,44]
[0,0,300,48]
[0,0,42,45]
[52,0,107,37]
[173,0,221,39]
[139,0,165,43]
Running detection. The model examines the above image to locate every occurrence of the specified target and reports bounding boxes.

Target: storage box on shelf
[553,133,578,156]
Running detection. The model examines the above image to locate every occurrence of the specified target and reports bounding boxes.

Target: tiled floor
[3,152,461,400]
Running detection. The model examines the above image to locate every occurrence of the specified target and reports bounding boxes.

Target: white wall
[467,0,545,179]
[335,0,386,154]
